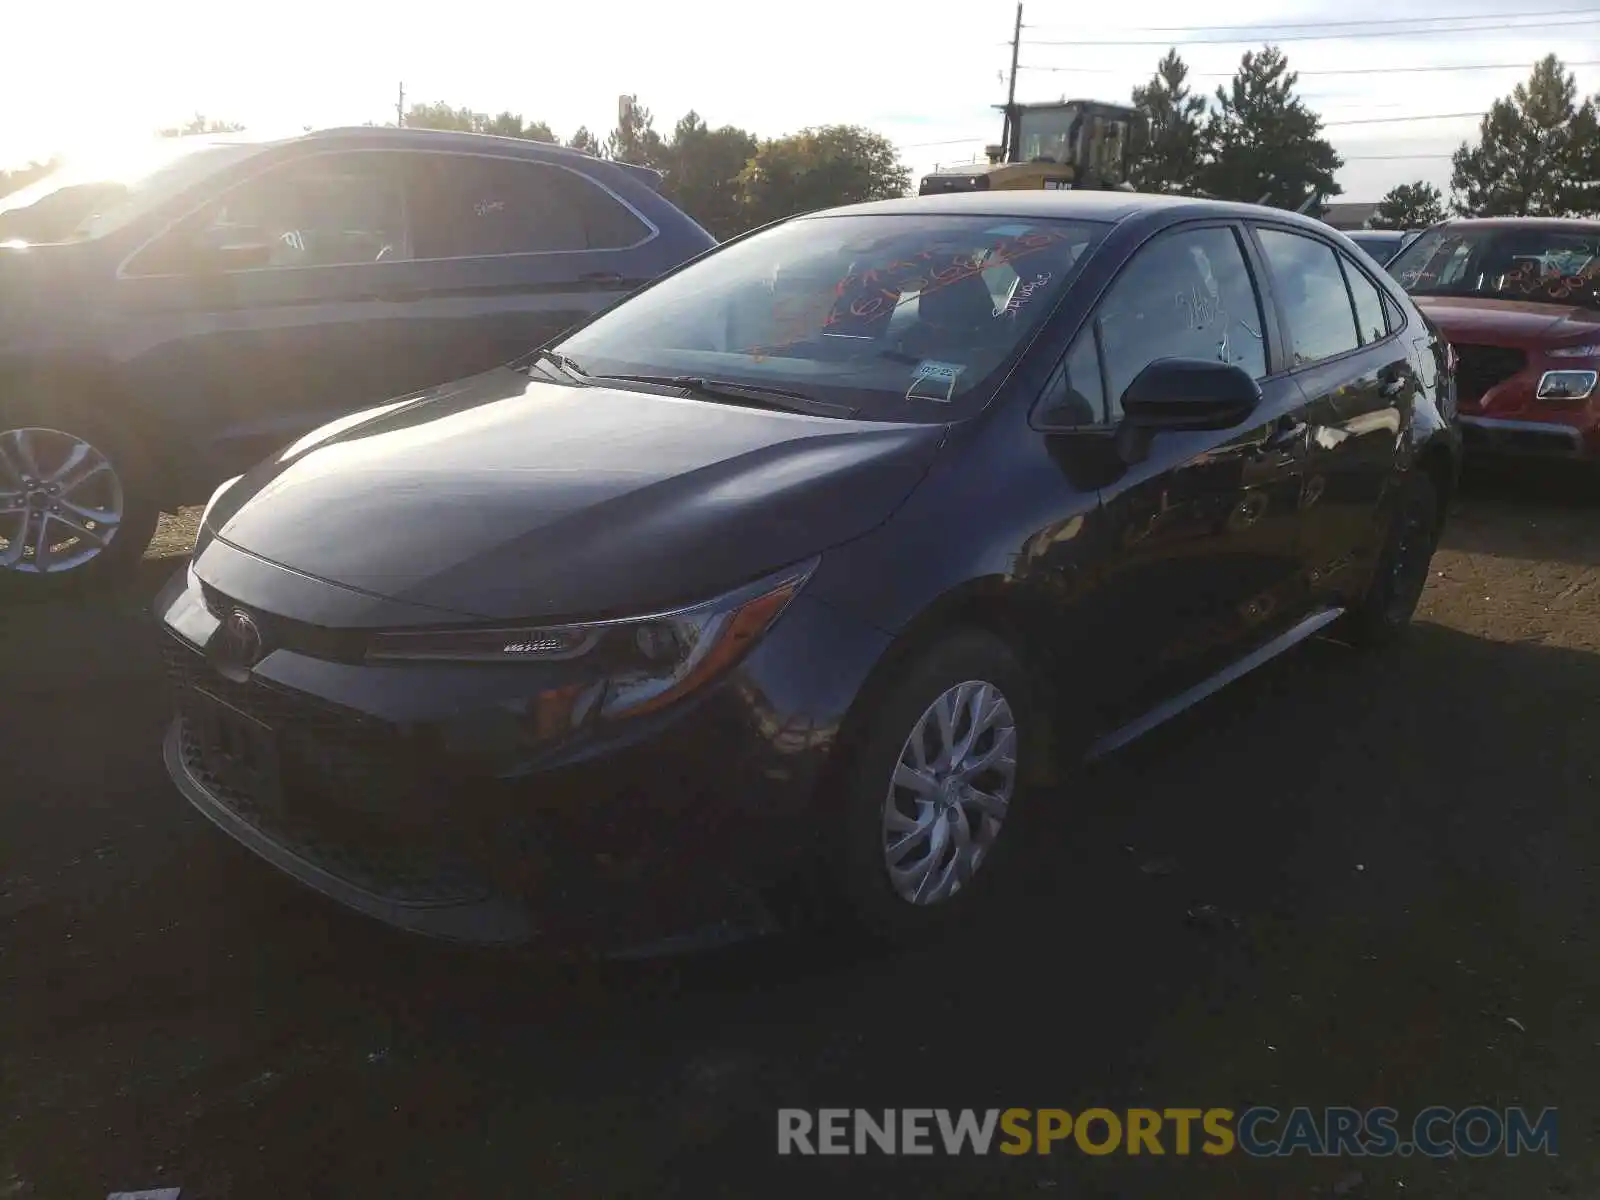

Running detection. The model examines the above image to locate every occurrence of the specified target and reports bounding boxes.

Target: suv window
[1258,228,1360,366]
[1341,256,1390,345]
[407,155,649,258]
[1390,224,1600,309]
[1095,225,1267,419]
[131,152,408,274]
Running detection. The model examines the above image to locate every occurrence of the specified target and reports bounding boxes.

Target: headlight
[192,474,244,556]
[365,557,818,723]
[1549,343,1600,359]
[199,475,243,529]
[1537,369,1598,400]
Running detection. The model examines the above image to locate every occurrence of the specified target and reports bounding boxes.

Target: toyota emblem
[215,608,264,669]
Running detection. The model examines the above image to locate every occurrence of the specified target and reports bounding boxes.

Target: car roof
[1434,216,1600,231]
[801,190,1341,235]
[289,125,662,186]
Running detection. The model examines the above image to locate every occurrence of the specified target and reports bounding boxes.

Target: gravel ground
[1,470,1597,1199]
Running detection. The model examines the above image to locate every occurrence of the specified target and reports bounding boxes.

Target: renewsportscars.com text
[777,1107,1558,1158]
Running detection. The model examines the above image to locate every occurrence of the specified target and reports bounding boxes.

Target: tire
[0,402,161,599]
[829,629,1035,945]
[1338,469,1441,648]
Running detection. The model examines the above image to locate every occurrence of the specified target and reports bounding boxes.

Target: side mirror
[1115,358,1262,464]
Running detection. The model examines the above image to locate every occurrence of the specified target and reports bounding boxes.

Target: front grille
[1453,344,1528,405]
[163,636,492,904]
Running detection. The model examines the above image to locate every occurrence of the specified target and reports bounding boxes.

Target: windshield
[1391,224,1600,309]
[553,213,1108,421]
[0,138,258,245]
[1017,106,1083,165]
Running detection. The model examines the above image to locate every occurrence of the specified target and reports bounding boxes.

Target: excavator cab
[919,99,1143,195]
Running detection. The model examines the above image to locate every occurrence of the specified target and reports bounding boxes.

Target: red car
[1389,218,1600,463]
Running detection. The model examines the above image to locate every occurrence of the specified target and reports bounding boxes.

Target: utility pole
[396,82,405,128]
[1006,2,1022,111]
[998,2,1023,162]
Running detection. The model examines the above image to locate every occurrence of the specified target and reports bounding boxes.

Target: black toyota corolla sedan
[155,191,1460,955]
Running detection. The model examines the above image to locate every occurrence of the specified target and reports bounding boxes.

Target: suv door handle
[578,271,629,285]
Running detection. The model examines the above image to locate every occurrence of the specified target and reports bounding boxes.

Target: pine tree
[1128,49,1207,195]
[1198,46,1342,208]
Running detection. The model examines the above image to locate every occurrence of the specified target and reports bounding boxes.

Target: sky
[3,0,1597,202]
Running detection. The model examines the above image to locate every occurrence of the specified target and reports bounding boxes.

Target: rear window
[554,213,1108,422]
[1391,225,1600,309]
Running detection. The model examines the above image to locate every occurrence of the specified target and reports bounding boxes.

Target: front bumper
[1457,415,1595,461]
[154,565,892,955]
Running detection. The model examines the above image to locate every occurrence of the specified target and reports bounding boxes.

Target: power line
[1018,58,1600,78]
[1020,6,1600,34]
[1022,14,1600,45]
[1324,110,1484,126]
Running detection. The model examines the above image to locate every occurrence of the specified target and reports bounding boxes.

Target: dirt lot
[2,472,1598,1199]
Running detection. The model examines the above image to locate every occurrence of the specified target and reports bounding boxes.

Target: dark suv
[0,127,715,592]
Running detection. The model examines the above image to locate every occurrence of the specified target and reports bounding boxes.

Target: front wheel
[0,417,160,598]
[831,630,1033,944]
[1338,470,1441,647]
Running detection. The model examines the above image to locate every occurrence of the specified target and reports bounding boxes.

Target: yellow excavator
[918,99,1144,195]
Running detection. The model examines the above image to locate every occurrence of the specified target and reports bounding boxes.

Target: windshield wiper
[592,374,857,418]
[523,347,592,382]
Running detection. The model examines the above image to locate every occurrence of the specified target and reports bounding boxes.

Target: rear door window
[406,155,650,259]
[1341,256,1390,345]
[1257,228,1361,367]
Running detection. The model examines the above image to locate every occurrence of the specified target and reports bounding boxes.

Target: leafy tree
[403,101,482,132]
[1451,55,1587,216]
[737,125,910,228]
[0,159,57,199]
[404,103,558,143]
[1128,49,1207,194]
[567,126,602,157]
[1372,181,1446,229]
[606,97,665,168]
[1199,46,1342,208]
[657,112,757,240]
[159,113,246,137]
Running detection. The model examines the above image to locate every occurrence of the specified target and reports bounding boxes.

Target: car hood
[1413,295,1600,347]
[203,367,945,622]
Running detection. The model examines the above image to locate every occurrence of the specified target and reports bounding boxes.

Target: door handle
[1266,415,1308,448]
[1249,416,1306,461]
[1379,367,1408,398]
[578,271,629,285]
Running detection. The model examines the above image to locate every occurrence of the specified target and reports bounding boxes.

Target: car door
[1250,225,1413,609]
[1040,221,1315,721]
[394,152,660,382]
[114,149,422,479]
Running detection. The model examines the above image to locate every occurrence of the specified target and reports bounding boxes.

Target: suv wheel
[0,416,159,597]
[833,630,1032,943]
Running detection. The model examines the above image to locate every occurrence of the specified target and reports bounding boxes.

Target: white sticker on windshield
[985,224,1036,238]
[907,360,966,403]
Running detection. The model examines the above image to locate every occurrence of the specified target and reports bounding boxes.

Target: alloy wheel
[881,680,1018,906]
[0,427,125,575]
